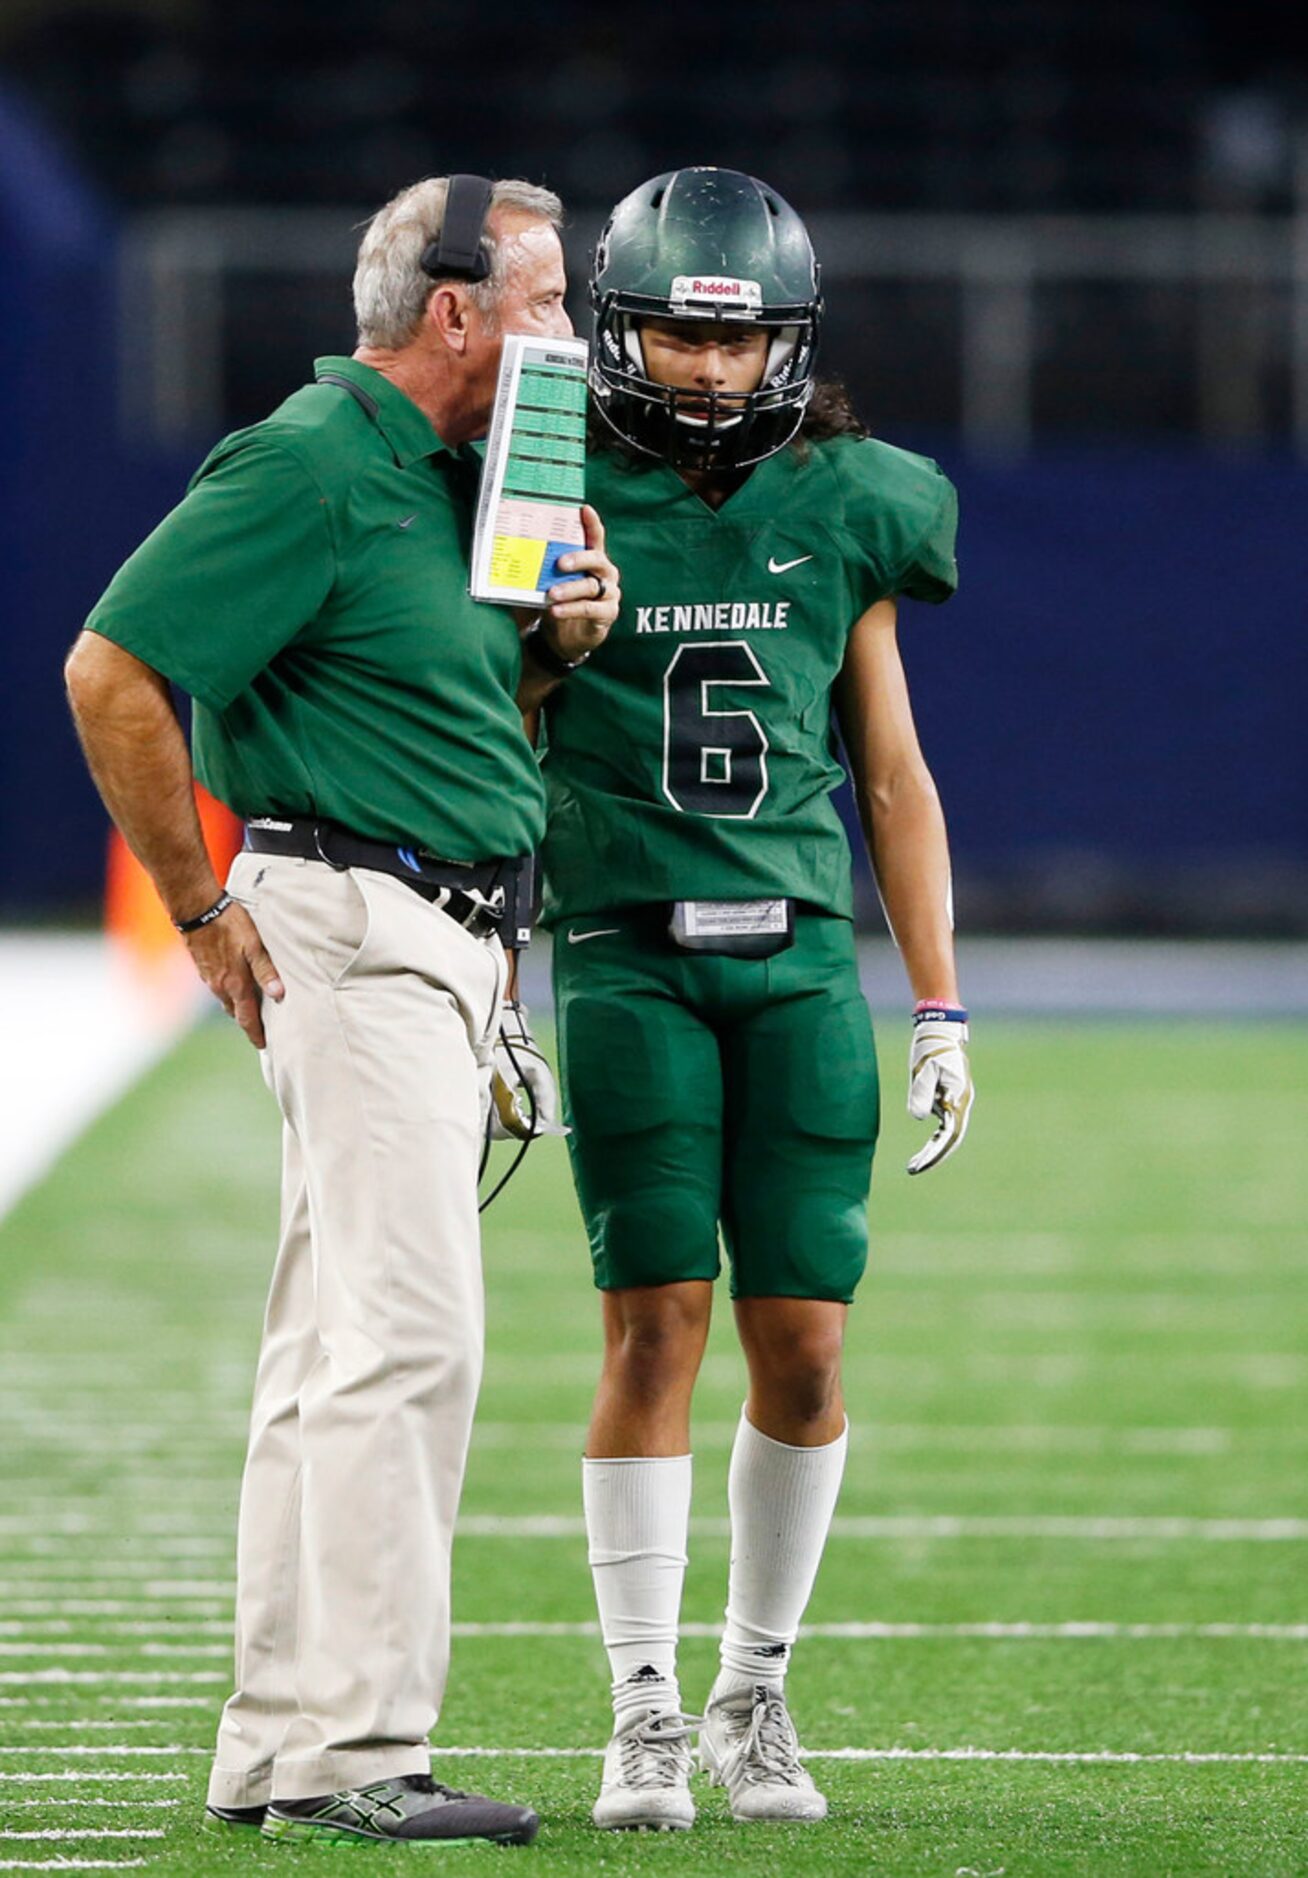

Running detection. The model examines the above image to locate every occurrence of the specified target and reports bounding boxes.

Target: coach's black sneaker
[261,1772,539,1846]
[204,1801,267,1828]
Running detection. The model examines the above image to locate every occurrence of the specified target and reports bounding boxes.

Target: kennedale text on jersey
[635,601,791,634]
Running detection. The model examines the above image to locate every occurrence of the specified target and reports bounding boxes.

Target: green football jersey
[539,434,958,924]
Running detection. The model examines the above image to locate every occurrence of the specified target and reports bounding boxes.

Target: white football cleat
[699,1684,827,1822]
[592,1704,697,1832]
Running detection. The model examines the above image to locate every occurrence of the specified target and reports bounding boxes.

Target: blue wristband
[913,1002,968,1026]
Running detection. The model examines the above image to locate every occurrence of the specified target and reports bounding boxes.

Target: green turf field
[1,1015,1306,1875]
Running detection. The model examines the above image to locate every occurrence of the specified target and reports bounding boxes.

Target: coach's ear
[427,283,474,355]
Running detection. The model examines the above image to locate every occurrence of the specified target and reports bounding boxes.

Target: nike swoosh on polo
[396,514,418,530]
[767,554,813,574]
[567,927,621,945]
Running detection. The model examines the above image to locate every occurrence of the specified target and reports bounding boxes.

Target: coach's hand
[489,1001,568,1141]
[541,505,621,662]
[906,1005,973,1175]
[183,902,285,1050]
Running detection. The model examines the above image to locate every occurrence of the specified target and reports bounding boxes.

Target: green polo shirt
[85,356,545,861]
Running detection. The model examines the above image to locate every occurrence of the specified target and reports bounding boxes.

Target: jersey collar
[647,447,797,520]
[313,357,450,467]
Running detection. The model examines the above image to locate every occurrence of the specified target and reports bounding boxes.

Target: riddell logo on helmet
[670,275,763,313]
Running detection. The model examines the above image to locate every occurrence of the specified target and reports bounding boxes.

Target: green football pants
[552,910,880,1301]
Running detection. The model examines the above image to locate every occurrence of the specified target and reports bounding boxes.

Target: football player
[538,168,973,1829]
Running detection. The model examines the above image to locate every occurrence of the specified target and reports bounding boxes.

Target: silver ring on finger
[589,574,607,602]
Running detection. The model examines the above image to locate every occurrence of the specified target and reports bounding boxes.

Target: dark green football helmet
[590,167,823,471]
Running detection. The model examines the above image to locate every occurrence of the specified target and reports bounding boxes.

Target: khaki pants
[206,852,505,1807]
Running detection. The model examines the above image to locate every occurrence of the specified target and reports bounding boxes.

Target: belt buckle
[463,885,505,937]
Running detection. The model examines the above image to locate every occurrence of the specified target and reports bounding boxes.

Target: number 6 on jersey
[661,641,771,819]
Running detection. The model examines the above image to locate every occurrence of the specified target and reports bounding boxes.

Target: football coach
[65,175,620,1848]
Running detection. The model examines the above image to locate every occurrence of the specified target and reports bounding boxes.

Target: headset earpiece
[420,174,494,284]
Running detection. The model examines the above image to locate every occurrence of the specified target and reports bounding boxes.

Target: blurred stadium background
[1,5,1306,1873]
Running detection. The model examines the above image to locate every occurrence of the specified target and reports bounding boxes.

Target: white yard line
[464,1420,1250,1455]
[1,1743,1305,1769]
[0,1705,206,1720]
[4,1621,1304,1645]
[447,1620,1308,1641]
[0,1833,165,1841]
[7,1722,195,1731]
[0,1623,229,1637]
[0,1646,227,1658]
[0,1773,184,1782]
[0,1863,149,1872]
[472,1351,1308,1387]
[449,1514,1308,1542]
[0,1749,204,1758]
[1,1604,228,1617]
[0,1577,233,1592]
[0,1805,177,1813]
[0,1673,223,1686]
[5,1514,1308,1549]
[0,1540,231,1555]
[375,1744,1308,1766]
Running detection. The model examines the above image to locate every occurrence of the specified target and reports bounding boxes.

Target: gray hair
[353,176,564,349]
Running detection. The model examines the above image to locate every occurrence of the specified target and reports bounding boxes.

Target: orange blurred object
[105,789,243,1013]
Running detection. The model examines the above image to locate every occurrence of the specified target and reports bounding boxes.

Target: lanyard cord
[477,1021,539,1212]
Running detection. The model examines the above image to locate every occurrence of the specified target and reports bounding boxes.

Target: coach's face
[457,210,572,435]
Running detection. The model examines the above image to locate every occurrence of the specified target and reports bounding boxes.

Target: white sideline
[0,935,201,1223]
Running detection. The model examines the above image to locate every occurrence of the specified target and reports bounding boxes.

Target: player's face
[638,318,770,417]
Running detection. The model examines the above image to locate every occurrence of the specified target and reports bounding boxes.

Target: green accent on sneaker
[261,1814,484,1848]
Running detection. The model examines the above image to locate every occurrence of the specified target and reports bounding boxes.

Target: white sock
[583,1454,691,1715]
[714,1410,848,1699]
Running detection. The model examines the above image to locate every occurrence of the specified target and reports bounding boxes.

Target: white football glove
[488,1001,568,1142]
[906,1004,974,1175]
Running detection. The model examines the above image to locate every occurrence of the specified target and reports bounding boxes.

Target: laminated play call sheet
[470,334,589,606]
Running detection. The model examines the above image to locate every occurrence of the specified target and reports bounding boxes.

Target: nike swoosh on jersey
[567,927,621,944]
[396,514,418,530]
[767,554,813,574]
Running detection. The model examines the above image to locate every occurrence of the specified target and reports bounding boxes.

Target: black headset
[419,174,495,284]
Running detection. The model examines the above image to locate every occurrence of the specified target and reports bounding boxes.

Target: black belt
[244,818,510,939]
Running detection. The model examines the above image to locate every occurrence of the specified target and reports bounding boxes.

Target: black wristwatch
[523,620,589,679]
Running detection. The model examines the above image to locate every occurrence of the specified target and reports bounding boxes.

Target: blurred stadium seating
[1,0,1304,930]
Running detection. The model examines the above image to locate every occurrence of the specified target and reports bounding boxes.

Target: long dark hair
[795,376,868,448]
[588,375,867,466]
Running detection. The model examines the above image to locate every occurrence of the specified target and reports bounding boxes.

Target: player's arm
[834,596,972,1172]
[834,597,957,999]
[64,631,283,1049]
